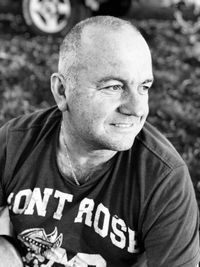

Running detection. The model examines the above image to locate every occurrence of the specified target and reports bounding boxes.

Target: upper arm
[0,125,12,235]
[0,206,12,235]
[0,123,8,207]
[0,236,23,266]
[143,166,200,267]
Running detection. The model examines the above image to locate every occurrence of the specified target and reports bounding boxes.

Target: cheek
[145,102,149,115]
[70,88,118,130]
[75,93,112,118]
[72,98,107,129]
[143,96,149,113]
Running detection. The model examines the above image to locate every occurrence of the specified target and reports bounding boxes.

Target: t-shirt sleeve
[143,165,200,267]
[0,124,8,207]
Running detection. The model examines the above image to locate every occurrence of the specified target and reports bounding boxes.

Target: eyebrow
[97,76,125,84]
[142,78,154,84]
[97,76,154,85]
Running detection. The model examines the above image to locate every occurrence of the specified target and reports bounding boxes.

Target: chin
[102,125,143,151]
[106,138,135,152]
[115,143,134,151]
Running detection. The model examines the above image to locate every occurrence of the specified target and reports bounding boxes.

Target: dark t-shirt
[0,106,199,267]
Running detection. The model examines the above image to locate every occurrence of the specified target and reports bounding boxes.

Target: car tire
[21,0,90,36]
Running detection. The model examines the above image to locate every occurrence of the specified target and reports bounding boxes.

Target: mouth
[111,123,134,128]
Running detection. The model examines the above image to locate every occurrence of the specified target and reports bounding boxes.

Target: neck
[57,122,117,184]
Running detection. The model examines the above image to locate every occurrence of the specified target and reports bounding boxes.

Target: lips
[111,123,134,128]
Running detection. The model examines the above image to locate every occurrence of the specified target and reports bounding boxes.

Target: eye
[104,84,123,91]
[138,85,150,95]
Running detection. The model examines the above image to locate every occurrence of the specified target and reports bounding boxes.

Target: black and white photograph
[0,0,200,266]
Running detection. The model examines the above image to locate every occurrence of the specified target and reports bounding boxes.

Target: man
[0,16,199,267]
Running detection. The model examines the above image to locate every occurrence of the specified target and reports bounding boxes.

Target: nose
[118,90,147,117]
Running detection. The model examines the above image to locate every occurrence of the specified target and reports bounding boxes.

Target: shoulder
[130,121,189,198]
[135,121,185,170]
[0,106,61,138]
[3,106,61,132]
[134,123,200,267]
[0,106,61,153]
[133,122,196,221]
[0,106,61,188]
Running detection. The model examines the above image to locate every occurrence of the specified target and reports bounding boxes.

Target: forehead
[82,25,148,54]
[78,26,153,82]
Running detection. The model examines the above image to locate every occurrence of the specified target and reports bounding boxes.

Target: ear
[51,73,68,111]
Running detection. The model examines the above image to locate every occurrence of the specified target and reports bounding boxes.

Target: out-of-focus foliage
[0,13,200,203]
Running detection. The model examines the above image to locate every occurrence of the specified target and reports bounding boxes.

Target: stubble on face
[63,25,153,152]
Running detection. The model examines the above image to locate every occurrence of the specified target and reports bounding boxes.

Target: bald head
[58,16,148,81]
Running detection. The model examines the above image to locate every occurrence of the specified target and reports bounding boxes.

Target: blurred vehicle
[0,0,132,35]
[0,0,199,35]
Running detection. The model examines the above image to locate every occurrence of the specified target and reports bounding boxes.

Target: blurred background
[0,0,200,206]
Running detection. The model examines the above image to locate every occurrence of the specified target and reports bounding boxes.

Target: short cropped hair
[58,16,139,82]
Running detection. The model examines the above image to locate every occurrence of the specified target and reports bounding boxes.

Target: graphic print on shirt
[8,187,139,266]
[18,227,106,267]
